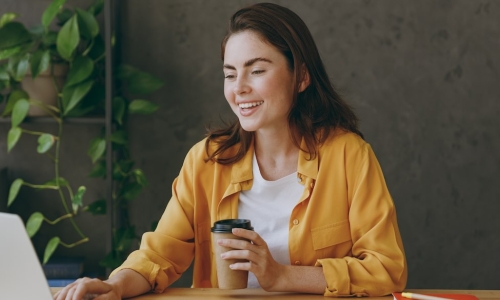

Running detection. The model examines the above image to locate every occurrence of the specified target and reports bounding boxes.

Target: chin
[239,122,259,132]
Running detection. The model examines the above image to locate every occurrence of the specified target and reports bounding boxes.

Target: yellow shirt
[111,130,407,297]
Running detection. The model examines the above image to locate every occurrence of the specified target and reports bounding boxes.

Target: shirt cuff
[315,258,354,297]
[109,255,170,293]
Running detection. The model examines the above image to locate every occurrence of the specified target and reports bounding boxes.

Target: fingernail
[229,264,235,269]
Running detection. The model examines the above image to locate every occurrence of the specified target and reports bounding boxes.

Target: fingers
[217,237,257,251]
[231,228,267,246]
[229,261,253,271]
[221,249,260,262]
[54,280,77,300]
[53,277,112,300]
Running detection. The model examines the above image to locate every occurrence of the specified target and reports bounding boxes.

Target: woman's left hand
[217,228,285,291]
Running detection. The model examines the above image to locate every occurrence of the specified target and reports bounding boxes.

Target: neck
[253,127,301,181]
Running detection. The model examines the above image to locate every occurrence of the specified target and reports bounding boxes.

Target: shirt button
[292,219,299,225]
[294,261,301,265]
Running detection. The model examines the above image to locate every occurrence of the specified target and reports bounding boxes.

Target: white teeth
[239,101,263,109]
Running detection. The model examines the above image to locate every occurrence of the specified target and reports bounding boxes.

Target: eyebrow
[223,57,273,70]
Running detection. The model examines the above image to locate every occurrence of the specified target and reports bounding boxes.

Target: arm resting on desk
[106,269,151,298]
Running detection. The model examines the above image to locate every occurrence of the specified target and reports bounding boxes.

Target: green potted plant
[0,0,163,270]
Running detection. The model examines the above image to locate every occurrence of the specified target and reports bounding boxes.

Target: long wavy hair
[205,3,363,164]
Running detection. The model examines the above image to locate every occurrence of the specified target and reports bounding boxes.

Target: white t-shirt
[238,154,304,288]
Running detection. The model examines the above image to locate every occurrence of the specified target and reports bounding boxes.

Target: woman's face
[223,30,295,134]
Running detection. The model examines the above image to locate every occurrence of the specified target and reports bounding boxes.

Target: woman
[55,3,407,299]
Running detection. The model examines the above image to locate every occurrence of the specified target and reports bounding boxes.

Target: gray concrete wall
[1,0,499,290]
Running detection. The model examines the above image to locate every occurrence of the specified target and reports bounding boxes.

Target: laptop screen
[0,212,53,300]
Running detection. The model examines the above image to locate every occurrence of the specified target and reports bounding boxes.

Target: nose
[233,75,250,95]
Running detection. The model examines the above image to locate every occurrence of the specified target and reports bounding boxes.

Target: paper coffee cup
[211,219,254,289]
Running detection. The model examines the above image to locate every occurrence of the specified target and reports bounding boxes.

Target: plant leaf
[0,45,23,60]
[87,0,104,16]
[29,24,44,36]
[83,198,106,215]
[56,15,79,61]
[56,8,73,26]
[0,64,9,80]
[30,49,50,78]
[87,34,104,60]
[128,100,159,114]
[64,83,103,117]
[0,13,18,28]
[42,31,58,47]
[113,160,134,180]
[37,133,55,153]
[43,177,69,187]
[7,178,24,206]
[26,212,44,238]
[73,186,86,206]
[75,8,99,39]
[133,169,148,187]
[11,98,30,127]
[114,227,136,252]
[120,182,142,201]
[112,97,125,125]
[7,127,22,152]
[115,64,137,81]
[2,89,29,116]
[109,130,127,145]
[87,137,106,163]
[116,64,164,95]
[62,79,93,115]
[0,22,32,50]
[8,53,30,81]
[128,73,164,95]
[42,0,67,29]
[43,237,60,264]
[72,186,86,214]
[89,160,106,178]
[65,55,94,86]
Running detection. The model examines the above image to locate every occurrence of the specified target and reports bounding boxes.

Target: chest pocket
[311,220,351,250]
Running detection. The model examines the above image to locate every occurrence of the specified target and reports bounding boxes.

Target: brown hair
[205,2,363,164]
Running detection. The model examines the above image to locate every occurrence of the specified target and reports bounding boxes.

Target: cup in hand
[211,219,254,289]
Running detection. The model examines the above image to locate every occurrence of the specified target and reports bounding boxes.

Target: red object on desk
[393,292,479,300]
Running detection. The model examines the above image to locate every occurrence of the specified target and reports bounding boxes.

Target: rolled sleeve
[315,258,352,297]
[109,252,169,293]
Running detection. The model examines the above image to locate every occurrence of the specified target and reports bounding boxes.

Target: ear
[298,65,310,93]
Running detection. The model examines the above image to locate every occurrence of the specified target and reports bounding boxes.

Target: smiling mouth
[239,101,264,109]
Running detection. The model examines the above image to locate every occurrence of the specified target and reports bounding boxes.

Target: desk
[50,288,500,300]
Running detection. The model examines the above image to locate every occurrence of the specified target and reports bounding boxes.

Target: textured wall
[120,0,500,289]
[1,0,499,290]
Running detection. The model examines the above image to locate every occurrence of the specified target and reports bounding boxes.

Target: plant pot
[21,64,68,116]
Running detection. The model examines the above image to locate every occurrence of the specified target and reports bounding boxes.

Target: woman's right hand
[53,277,121,300]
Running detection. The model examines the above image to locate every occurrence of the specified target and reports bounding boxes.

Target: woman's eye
[224,74,235,79]
[252,70,264,75]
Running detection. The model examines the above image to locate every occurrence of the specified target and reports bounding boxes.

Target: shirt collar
[298,137,318,180]
[230,137,318,184]
[231,140,254,184]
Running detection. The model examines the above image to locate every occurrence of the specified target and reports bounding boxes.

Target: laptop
[0,212,53,299]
